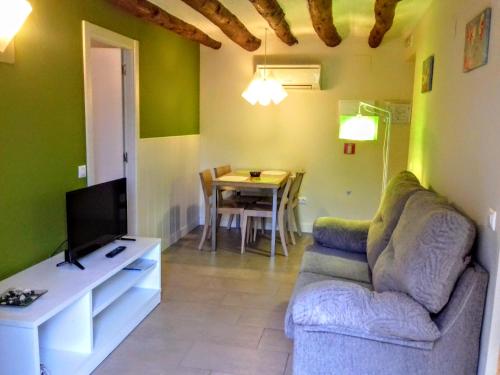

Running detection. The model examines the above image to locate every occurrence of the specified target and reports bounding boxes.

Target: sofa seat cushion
[313,218,370,253]
[293,280,440,343]
[372,191,476,313]
[301,244,371,284]
[284,271,371,338]
[367,171,423,270]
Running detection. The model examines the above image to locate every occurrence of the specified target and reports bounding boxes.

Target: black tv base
[56,259,85,270]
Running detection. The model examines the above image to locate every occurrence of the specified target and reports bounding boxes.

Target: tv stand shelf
[0,237,161,375]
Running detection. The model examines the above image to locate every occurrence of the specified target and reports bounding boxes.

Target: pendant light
[242,29,288,106]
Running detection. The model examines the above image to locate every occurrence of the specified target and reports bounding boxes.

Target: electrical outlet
[488,208,497,231]
[298,197,307,205]
[78,165,87,179]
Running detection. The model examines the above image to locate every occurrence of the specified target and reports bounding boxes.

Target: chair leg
[241,215,248,254]
[228,214,234,230]
[278,213,289,256]
[253,219,258,242]
[198,207,211,250]
[246,218,252,244]
[294,206,302,236]
[287,206,296,245]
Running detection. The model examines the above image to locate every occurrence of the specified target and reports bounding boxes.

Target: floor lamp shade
[339,115,379,141]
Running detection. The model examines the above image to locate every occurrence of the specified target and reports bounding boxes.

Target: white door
[89,47,125,184]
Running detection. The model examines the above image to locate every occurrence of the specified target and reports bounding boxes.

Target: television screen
[66,178,127,262]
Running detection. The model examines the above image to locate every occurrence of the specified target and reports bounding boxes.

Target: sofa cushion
[284,271,371,338]
[301,244,371,284]
[313,218,370,253]
[366,171,423,270]
[292,280,440,342]
[372,191,476,313]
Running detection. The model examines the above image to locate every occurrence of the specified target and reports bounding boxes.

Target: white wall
[408,0,500,373]
[90,48,125,184]
[137,135,200,248]
[200,35,414,230]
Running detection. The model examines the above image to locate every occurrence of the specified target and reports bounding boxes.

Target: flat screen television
[62,178,128,270]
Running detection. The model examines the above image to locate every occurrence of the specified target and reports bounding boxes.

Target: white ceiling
[152,0,433,48]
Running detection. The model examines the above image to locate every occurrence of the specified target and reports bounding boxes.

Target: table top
[213,169,289,189]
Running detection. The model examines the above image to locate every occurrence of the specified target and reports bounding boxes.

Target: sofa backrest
[366,171,423,270]
[372,190,476,313]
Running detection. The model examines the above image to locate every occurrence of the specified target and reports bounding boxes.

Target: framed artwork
[464,8,491,72]
[421,55,434,93]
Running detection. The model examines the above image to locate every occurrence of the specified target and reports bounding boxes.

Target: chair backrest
[214,165,232,178]
[278,177,294,215]
[289,171,305,203]
[199,169,213,204]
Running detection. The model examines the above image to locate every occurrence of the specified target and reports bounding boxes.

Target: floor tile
[258,329,293,353]
[92,227,308,375]
[181,341,288,375]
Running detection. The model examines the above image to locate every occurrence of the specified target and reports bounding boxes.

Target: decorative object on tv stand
[421,55,434,93]
[338,102,392,192]
[0,0,32,52]
[242,28,288,106]
[464,7,491,72]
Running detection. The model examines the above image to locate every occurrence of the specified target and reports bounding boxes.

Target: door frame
[82,21,139,235]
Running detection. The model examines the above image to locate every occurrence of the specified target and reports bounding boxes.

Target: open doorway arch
[82,21,139,235]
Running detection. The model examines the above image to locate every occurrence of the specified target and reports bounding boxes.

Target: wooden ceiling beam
[181,0,261,51]
[369,0,402,48]
[248,0,298,46]
[307,0,342,47]
[107,0,221,49]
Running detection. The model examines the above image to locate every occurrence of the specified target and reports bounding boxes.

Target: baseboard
[163,220,199,249]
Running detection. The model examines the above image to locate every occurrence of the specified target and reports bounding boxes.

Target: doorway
[82,21,139,235]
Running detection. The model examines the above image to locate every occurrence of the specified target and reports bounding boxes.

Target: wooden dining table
[211,169,290,257]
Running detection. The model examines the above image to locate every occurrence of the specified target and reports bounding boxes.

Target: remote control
[106,246,126,258]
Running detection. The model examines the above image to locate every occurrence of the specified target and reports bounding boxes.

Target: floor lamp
[339,102,392,193]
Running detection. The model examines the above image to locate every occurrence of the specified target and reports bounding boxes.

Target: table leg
[211,184,217,251]
[271,188,278,257]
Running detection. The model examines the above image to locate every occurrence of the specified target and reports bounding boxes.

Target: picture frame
[464,8,492,72]
[421,55,434,93]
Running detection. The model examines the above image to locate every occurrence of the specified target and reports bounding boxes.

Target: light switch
[78,165,87,179]
[488,208,497,231]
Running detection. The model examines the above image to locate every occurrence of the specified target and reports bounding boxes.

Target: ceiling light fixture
[242,28,288,106]
[0,0,32,53]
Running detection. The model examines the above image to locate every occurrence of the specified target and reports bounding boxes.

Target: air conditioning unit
[255,64,321,90]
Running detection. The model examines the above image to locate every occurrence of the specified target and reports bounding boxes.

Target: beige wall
[200,35,414,229]
[408,0,500,373]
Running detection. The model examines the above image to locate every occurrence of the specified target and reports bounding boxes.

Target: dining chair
[254,171,305,245]
[214,164,237,229]
[240,177,293,256]
[198,169,246,250]
[287,171,305,245]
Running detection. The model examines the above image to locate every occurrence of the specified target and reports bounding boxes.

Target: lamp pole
[358,102,392,193]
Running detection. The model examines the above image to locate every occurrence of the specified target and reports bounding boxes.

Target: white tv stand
[0,237,161,375]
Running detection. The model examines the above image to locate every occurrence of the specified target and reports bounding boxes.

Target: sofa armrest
[292,280,440,343]
[313,217,370,253]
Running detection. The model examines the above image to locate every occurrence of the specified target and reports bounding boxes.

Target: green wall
[0,0,199,279]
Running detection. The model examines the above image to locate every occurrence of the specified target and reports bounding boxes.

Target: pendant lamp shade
[242,28,287,106]
[242,70,288,106]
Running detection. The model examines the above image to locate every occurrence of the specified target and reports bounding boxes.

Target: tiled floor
[93,226,310,375]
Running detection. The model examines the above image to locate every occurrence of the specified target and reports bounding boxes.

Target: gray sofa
[285,171,488,375]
